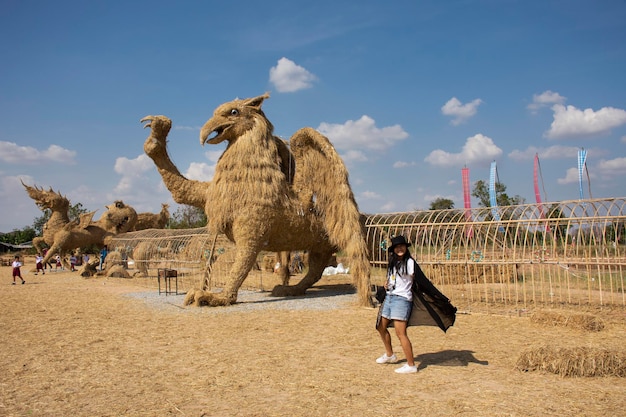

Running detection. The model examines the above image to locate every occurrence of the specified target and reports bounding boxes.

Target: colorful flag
[489,161,501,223]
[462,167,473,238]
[534,154,550,232]
[578,149,587,200]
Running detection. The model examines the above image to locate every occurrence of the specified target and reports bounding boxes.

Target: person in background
[69,253,77,271]
[42,247,53,270]
[375,236,418,374]
[12,255,25,285]
[35,253,45,275]
[55,254,62,271]
[99,245,108,271]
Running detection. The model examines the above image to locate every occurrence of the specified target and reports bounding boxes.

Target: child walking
[70,253,77,271]
[12,255,25,285]
[35,254,45,275]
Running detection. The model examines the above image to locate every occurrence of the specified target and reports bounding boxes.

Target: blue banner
[578,149,587,200]
[489,161,501,223]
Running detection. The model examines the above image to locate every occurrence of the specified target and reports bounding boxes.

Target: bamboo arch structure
[364,197,626,309]
[107,228,281,293]
[108,197,625,308]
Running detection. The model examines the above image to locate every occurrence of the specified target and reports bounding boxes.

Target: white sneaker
[394,364,418,374]
[376,353,397,364]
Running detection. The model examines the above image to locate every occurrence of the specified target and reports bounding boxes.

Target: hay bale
[530,310,605,332]
[107,265,131,278]
[104,251,124,268]
[516,345,626,377]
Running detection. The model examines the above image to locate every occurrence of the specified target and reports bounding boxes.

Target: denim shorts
[381,294,412,322]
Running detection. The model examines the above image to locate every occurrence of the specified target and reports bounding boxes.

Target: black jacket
[377,259,457,333]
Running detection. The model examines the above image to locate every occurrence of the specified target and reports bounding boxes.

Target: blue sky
[1,0,625,232]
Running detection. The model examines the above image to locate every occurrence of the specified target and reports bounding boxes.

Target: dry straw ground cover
[1,258,626,416]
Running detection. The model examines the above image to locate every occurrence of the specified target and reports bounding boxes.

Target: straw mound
[530,310,605,332]
[516,345,626,377]
[107,265,131,278]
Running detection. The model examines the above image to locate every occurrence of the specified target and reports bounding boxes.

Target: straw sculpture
[41,201,137,268]
[79,256,101,277]
[22,182,71,256]
[141,93,371,306]
[133,203,170,231]
[516,345,626,377]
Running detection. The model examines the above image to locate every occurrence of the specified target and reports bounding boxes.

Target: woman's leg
[377,317,394,356]
[394,320,415,366]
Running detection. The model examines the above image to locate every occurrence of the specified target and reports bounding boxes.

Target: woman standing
[375,236,417,374]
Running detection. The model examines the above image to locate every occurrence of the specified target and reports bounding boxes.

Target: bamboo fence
[108,197,625,309]
[364,197,626,309]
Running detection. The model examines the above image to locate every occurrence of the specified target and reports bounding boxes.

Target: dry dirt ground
[1,257,625,417]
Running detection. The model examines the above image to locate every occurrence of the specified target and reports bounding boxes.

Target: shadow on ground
[415,350,488,370]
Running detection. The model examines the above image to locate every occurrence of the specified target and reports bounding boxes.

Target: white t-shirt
[387,258,415,301]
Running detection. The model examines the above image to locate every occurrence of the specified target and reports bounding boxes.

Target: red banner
[462,167,473,238]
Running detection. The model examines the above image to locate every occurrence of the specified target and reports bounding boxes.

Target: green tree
[68,202,88,222]
[32,202,89,236]
[471,180,525,207]
[169,205,207,229]
[0,227,36,245]
[32,213,48,236]
[429,198,455,210]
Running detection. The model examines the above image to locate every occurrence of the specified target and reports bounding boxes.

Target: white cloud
[508,145,580,161]
[0,141,76,164]
[114,154,153,176]
[441,97,482,125]
[380,202,396,212]
[509,145,608,161]
[527,90,566,113]
[425,134,502,167]
[545,104,626,139]
[317,115,408,152]
[185,162,214,181]
[360,190,382,200]
[621,135,626,143]
[557,167,581,185]
[269,57,317,93]
[556,166,597,186]
[393,161,416,168]
[341,149,368,163]
[597,157,626,177]
[113,154,155,194]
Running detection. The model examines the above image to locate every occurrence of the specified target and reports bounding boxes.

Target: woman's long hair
[387,247,412,276]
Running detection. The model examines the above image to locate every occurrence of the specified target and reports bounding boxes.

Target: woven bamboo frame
[108,197,625,308]
[364,197,626,309]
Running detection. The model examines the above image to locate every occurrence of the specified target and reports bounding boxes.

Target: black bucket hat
[388,235,411,253]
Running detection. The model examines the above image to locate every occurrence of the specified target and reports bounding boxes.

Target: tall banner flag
[462,167,473,238]
[489,161,501,223]
[533,153,543,206]
[577,148,587,200]
[534,153,550,232]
